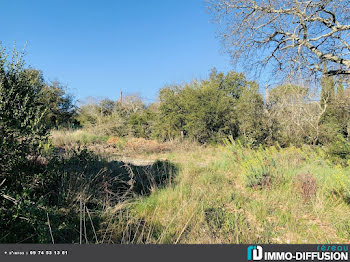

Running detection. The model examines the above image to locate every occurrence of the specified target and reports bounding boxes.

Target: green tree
[0,48,48,175]
[128,109,155,138]
[25,69,76,129]
[155,69,258,143]
[235,83,265,146]
[181,80,236,143]
[155,85,187,140]
[0,47,49,240]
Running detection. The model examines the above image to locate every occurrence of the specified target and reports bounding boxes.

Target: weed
[296,172,317,201]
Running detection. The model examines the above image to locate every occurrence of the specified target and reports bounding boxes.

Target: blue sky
[1,0,235,103]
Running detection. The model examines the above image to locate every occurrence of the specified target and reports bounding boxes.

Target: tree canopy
[209,0,350,78]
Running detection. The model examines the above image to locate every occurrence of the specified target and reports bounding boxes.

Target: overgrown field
[37,131,350,244]
[2,13,350,245]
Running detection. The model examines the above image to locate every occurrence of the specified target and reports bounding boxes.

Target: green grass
[103,141,350,244]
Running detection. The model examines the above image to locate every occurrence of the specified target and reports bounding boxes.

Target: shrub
[240,146,276,188]
[77,95,151,138]
[0,47,50,241]
[324,167,350,203]
[126,138,170,154]
[325,135,350,166]
[106,136,127,150]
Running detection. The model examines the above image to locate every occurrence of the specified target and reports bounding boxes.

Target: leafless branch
[209,0,350,78]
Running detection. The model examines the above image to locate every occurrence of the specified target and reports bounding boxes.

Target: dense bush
[325,135,350,166]
[155,69,263,143]
[0,47,80,243]
[0,47,49,241]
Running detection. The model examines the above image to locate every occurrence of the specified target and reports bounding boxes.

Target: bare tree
[267,84,329,145]
[209,0,350,77]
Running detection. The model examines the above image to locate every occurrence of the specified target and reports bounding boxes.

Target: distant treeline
[75,68,350,148]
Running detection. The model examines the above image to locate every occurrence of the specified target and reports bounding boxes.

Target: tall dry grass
[51,129,109,147]
[48,130,350,244]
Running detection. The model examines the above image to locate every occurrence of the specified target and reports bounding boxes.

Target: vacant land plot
[47,132,350,244]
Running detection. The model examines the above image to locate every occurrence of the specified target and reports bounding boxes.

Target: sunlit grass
[104,142,350,243]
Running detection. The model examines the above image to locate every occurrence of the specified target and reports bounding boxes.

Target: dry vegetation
[51,129,197,157]
[46,131,350,244]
